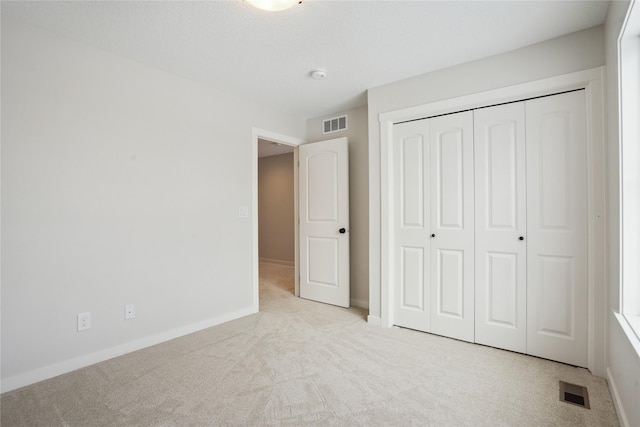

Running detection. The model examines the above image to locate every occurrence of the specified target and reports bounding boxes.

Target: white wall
[306,106,369,308]
[0,17,304,392]
[367,25,605,320]
[604,2,640,426]
[258,153,295,264]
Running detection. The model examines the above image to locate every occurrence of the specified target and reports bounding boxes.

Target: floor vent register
[559,381,590,409]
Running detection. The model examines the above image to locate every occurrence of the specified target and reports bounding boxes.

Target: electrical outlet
[238,206,249,218]
[125,304,135,320]
[78,312,91,331]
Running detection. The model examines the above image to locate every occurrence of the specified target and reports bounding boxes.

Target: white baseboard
[259,258,294,267]
[350,298,369,309]
[367,315,382,326]
[607,366,630,427]
[1,306,256,394]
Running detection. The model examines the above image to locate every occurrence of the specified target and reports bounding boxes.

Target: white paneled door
[525,91,588,367]
[393,112,475,342]
[474,102,527,353]
[429,112,475,342]
[299,137,350,308]
[390,90,589,367]
[393,120,431,331]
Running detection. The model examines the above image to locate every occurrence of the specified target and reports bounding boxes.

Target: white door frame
[378,67,606,376]
[252,128,305,312]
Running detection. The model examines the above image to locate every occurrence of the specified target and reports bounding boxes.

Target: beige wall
[258,153,295,264]
[306,106,369,308]
[604,2,640,426]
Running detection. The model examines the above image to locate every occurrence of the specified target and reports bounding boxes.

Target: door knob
[431,234,436,238]
[339,228,346,234]
[519,236,524,241]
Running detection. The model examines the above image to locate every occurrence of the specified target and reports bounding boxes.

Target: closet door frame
[379,67,606,376]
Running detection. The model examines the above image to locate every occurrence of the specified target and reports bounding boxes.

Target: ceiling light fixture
[310,68,327,80]
[245,0,301,12]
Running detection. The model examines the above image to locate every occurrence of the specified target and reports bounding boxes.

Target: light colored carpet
[1,262,619,426]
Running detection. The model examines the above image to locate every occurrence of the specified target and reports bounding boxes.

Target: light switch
[239,206,249,218]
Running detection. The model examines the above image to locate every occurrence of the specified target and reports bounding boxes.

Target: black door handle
[339,228,346,234]
[519,236,524,241]
[431,234,436,238]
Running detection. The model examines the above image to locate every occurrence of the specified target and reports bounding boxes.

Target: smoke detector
[310,68,327,80]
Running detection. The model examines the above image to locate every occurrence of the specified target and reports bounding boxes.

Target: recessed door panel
[401,135,424,228]
[539,114,570,229]
[307,152,338,222]
[526,91,587,367]
[401,247,424,310]
[489,123,518,229]
[437,130,464,229]
[535,255,574,337]
[474,102,526,354]
[307,237,338,287]
[487,252,518,327]
[437,249,464,317]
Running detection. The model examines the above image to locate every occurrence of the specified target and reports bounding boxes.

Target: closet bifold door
[474,102,527,353]
[429,111,475,343]
[392,119,431,332]
[391,111,474,341]
[525,90,588,368]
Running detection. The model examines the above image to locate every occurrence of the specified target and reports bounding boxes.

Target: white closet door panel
[393,120,431,332]
[526,91,588,367]
[429,111,475,342]
[474,103,527,353]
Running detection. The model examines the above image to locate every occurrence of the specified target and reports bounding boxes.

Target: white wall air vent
[323,115,348,134]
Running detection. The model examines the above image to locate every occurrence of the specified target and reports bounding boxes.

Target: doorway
[258,139,296,301]
[251,128,304,312]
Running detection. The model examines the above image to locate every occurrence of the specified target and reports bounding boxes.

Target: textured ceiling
[1,1,609,120]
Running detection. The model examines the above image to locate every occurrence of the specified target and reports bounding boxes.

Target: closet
[392,90,588,367]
